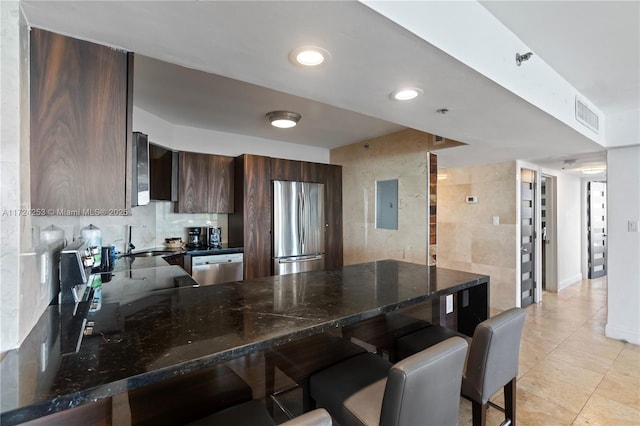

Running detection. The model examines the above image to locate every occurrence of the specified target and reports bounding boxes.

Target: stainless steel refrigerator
[273,180,325,275]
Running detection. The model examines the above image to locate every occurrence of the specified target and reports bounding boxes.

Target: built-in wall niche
[375,179,398,230]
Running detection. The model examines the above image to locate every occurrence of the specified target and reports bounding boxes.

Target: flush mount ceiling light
[580,167,606,175]
[266,111,302,129]
[390,87,423,101]
[289,46,330,67]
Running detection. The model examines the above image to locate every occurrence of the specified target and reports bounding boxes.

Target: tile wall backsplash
[31,202,228,254]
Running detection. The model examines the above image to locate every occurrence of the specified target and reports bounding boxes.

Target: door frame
[540,173,559,292]
[516,161,543,305]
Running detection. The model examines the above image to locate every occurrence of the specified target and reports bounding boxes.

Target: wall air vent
[433,134,446,146]
[575,96,600,134]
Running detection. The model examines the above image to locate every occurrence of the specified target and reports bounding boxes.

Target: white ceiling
[20,1,639,176]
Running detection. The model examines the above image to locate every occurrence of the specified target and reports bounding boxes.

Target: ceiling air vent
[433,134,446,146]
[575,96,600,133]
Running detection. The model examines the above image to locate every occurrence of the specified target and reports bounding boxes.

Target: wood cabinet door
[242,155,272,279]
[208,155,234,213]
[150,144,177,201]
[177,151,210,213]
[270,158,302,181]
[324,164,343,270]
[30,28,130,211]
[301,161,325,183]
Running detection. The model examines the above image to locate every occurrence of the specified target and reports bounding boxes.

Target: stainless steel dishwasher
[191,253,243,285]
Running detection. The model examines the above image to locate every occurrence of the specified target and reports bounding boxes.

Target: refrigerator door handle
[279,255,323,264]
[301,191,306,247]
[297,192,303,251]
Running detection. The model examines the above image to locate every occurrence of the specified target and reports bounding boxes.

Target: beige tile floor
[469,277,640,426]
[227,277,639,426]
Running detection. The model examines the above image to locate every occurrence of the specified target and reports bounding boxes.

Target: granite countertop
[0,260,488,424]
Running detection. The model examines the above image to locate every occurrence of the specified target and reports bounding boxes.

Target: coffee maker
[187,227,203,248]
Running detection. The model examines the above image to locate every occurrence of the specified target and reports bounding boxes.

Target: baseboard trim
[558,273,583,291]
[605,323,640,345]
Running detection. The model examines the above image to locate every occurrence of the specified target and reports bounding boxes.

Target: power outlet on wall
[445,294,454,314]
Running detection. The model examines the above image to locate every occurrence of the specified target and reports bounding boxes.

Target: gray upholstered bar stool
[341,312,432,362]
[264,333,367,415]
[188,400,332,426]
[395,308,526,426]
[309,337,468,426]
[127,364,253,426]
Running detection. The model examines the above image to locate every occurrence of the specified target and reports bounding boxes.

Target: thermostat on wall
[466,196,478,204]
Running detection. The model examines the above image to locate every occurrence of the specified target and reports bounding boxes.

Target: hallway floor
[475,277,640,425]
[226,277,639,425]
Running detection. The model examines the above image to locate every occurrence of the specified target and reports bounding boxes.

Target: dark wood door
[30,28,131,211]
[520,178,535,307]
[588,181,607,278]
[324,164,343,270]
[230,155,272,279]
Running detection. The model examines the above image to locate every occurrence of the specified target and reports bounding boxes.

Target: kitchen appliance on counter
[207,226,222,248]
[187,227,203,248]
[191,253,243,285]
[59,239,95,304]
[273,180,325,275]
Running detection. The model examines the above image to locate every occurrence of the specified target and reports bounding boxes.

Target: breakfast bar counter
[0,260,489,424]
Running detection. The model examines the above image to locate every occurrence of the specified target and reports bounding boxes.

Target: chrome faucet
[125,224,147,255]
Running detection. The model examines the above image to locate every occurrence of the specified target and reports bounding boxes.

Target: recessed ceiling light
[580,167,606,175]
[289,46,330,67]
[266,111,302,129]
[390,87,423,101]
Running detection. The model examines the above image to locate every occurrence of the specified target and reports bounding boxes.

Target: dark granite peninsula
[0,260,489,424]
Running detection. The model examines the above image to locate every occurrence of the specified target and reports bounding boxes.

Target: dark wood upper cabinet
[177,151,209,213]
[270,158,302,181]
[149,143,178,202]
[177,152,234,213]
[209,155,234,213]
[30,28,132,211]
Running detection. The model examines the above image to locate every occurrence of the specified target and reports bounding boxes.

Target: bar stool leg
[264,354,275,415]
[504,378,516,426]
[472,400,487,426]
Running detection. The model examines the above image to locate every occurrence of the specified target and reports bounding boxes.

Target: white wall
[555,172,583,289]
[606,146,640,345]
[133,107,329,163]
